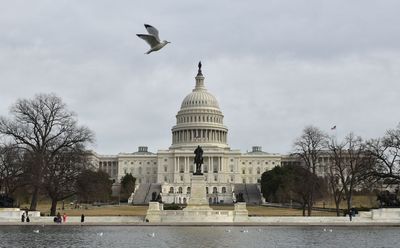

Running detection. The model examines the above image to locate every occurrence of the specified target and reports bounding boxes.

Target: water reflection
[0,226,399,248]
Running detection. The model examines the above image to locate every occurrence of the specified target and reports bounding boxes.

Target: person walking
[21,213,25,222]
[57,212,62,223]
[80,214,85,223]
[63,213,67,223]
[349,209,353,222]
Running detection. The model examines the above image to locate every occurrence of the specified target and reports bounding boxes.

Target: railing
[160,210,233,216]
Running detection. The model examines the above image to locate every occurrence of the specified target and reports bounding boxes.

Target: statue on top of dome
[197,61,202,75]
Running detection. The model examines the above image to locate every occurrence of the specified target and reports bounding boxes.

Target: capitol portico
[91,63,281,204]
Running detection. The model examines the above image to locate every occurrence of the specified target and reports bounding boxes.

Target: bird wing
[144,24,160,41]
[137,34,159,48]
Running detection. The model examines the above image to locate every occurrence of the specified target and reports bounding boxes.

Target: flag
[331,125,336,130]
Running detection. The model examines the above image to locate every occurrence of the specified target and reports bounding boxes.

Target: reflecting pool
[0,225,399,248]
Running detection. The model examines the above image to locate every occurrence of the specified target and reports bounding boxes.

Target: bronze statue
[197,61,202,75]
[194,145,203,175]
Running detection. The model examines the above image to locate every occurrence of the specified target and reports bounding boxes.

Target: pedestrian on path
[349,209,353,221]
[21,213,25,222]
[63,213,67,223]
[81,214,85,223]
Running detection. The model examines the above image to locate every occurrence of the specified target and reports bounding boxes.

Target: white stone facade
[91,64,282,203]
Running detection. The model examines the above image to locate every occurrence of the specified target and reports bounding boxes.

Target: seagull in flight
[137,24,170,54]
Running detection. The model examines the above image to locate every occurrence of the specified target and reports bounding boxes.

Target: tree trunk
[302,205,306,216]
[307,194,313,216]
[334,199,341,216]
[50,198,58,216]
[29,186,39,211]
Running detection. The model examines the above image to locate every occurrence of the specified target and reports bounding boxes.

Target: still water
[0,225,399,248]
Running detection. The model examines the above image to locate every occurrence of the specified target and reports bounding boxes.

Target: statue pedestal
[233,202,249,222]
[145,175,249,222]
[184,175,212,210]
[146,202,163,222]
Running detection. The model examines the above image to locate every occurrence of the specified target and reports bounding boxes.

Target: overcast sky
[1,0,399,155]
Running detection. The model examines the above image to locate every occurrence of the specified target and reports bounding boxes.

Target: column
[208,156,211,173]
[174,157,177,172]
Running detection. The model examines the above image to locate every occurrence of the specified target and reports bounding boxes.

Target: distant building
[90,64,283,204]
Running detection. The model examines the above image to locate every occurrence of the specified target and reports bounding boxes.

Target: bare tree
[367,124,400,184]
[0,144,25,197]
[42,147,89,216]
[293,125,328,216]
[327,133,373,214]
[0,93,94,210]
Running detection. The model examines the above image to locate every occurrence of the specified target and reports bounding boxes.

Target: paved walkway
[1,217,400,226]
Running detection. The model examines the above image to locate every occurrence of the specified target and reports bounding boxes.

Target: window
[187,187,191,194]
[169,187,174,193]
[164,166,167,172]
[242,169,245,174]
[206,187,209,194]
[222,187,226,193]
[164,176,168,182]
[180,175,184,181]
[213,187,217,193]
[214,175,218,181]
[178,187,183,193]
[257,168,261,174]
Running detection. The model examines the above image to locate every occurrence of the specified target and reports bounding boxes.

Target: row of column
[173,156,224,173]
[172,129,227,144]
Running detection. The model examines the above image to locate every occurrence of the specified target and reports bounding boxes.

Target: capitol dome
[170,62,229,149]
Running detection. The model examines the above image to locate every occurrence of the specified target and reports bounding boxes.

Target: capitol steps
[132,184,151,205]
[132,183,162,205]
[144,184,162,203]
[234,184,262,204]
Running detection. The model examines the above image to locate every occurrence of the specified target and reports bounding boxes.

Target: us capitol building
[90,63,283,204]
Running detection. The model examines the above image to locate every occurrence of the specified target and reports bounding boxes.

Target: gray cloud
[1,0,399,155]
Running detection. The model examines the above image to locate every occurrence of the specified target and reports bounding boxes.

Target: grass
[21,203,337,217]
[314,194,379,209]
[20,194,378,217]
